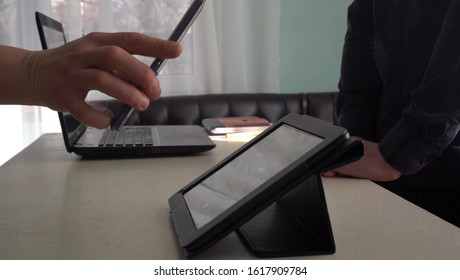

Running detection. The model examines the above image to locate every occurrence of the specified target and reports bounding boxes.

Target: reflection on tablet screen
[184,124,324,229]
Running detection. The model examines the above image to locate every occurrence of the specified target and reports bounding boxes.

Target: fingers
[84,32,182,58]
[320,138,402,182]
[67,32,182,101]
[79,46,162,100]
[39,32,183,128]
[66,96,114,129]
[78,68,152,111]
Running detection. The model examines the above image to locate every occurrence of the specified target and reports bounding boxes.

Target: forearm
[380,0,460,175]
[337,0,382,140]
[0,45,39,105]
[0,32,181,129]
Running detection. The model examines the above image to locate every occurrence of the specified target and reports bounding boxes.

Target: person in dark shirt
[324,0,460,227]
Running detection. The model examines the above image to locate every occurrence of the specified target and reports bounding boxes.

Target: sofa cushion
[125,92,337,126]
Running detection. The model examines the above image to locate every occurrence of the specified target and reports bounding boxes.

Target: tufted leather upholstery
[125,92,338,126]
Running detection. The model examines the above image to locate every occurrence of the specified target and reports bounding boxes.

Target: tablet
[169,113,359,257]
[110,0,206,129]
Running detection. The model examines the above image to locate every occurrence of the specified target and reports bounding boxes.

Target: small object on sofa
[202,116,271,135]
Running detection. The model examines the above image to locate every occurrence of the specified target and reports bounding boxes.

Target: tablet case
[236,138,363,257]
[170,113,364,258]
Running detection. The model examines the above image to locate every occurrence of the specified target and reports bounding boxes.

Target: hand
[23,32,181,128]
[322,138,402,182]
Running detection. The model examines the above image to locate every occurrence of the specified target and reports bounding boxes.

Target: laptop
[110,0,206,129]
[35,11,215,157]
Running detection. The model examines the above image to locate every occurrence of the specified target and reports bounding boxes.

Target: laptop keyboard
[99,127,154,147]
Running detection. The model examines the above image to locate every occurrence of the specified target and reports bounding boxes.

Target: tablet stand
[236,174,335,257]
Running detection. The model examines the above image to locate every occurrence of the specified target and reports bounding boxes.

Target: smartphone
[110,0,206,130]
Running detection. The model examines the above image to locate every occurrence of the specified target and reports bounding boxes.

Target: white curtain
[0,0,53,165]
[210,0,280,93]
[0,0,280,164]
[161,0,281,94]
[75,0,281,95]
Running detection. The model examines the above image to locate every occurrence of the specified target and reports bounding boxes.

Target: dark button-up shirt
[337,0,460,176]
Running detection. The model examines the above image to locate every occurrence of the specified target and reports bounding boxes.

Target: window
[51,0,194,77]
[0,0,203,165]
[0,0,280,165]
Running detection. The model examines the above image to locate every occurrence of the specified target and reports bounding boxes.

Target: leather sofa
[127,92,338,126]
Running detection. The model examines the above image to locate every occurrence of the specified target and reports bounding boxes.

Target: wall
[280,0,352,93]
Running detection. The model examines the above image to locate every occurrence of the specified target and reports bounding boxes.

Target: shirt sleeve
[379,0,460,175]
[336,0,383,141]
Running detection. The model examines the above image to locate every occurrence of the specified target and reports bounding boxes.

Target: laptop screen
[35,10,216,157]
[41,25,66,48]
[35,12,83,151]
[35,12,125,151]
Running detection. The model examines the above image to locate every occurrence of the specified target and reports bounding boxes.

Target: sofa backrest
[126,92,338,126]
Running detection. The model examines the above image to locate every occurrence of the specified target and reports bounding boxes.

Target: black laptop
[35,11,215,157]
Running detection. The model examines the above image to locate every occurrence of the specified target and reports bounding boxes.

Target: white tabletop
[0,133,459,260]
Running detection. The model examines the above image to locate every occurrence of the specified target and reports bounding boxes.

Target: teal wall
[280,0,352,93]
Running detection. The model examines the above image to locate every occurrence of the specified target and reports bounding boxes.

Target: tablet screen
[184,124,324,229]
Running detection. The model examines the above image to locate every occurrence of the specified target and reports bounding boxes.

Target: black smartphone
[110,0,206,130]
